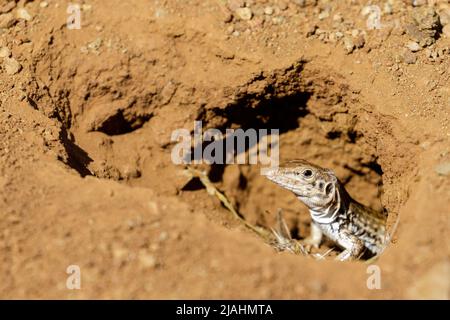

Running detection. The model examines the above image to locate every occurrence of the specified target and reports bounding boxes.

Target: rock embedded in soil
[16,8,32,21]
[384,2,393,15]
[412,0,427,6]
[138,252,157,269]
[439,8,450,26]
[333,13,343,22]
[264,6,274,16]
[343,37,355,54]
[435,162,450,176]
[272,16,284,25]
[0,46,11,58]
[406,41,421,52]
[318,9,330,20]
[0,12,15,28]
[235,7,252,21]
[443,25,450,38]
[3,57,22,74]
[405,7,441,47]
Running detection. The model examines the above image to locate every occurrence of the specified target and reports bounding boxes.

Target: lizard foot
[299,222,323,253]
[300,237,321,253]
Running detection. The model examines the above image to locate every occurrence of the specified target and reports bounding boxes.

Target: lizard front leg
[301,222,323,251]
[335,230,365,261]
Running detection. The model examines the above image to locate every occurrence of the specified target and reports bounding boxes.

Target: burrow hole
[57,64,386,259]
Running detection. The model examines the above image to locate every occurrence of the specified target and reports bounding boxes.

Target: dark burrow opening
[179,69,386,260]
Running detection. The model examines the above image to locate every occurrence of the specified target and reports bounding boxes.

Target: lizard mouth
[262,172,309,197]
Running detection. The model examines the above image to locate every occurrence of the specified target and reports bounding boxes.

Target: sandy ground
[0,0,449,299]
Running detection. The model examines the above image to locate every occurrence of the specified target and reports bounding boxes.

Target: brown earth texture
[0,0,449,299]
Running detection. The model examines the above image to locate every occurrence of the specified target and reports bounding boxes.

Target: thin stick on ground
[183,167,274,243]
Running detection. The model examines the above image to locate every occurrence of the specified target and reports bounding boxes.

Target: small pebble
[384,2,393,15]
[235,7,252,21]
[87,38,102,51]
[159,231,169,242]
[272,16,284,25]
[343,37,355,54]
[264,7,274,16]
[439,8,450,26]
[443,25,450,38]
[361,5,373,16]
[318,10,330,20]
[435,162,450,176]
[138,252,157,268]
[16,8,32,21]
[0,46,11,58]
[40,1,49,8]
[406,41,421,52]
[3,57,22,75]
[333,14,343,22]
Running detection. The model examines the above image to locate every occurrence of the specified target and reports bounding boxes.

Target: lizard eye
[302,169,313,178]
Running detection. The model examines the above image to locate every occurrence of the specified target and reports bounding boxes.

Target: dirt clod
[3,56,21,74]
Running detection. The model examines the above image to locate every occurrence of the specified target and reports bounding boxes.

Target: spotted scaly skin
[263,160,387,261]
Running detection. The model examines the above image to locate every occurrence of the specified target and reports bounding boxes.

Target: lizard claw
[300,237,321,253]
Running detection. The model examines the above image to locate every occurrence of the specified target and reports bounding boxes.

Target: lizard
[262,159,388,261]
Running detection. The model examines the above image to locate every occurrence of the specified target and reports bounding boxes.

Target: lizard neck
[306,183,350,224]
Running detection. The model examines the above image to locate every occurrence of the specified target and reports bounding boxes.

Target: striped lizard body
[263,160,387,261]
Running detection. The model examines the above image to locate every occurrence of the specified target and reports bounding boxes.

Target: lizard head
[262,159,339,211]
